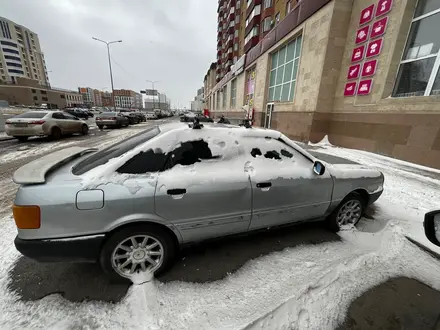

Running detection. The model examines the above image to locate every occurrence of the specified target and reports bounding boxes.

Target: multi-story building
[216,0,298,82]
[113,89,142,109]
[0,16,49,86]
[144,92,170,111]
[93,89,103,107]
[206,0,440,169]
[191,87,205,112]
[0,77,82,108]
[101,92,113,107]
[78,87,95,106]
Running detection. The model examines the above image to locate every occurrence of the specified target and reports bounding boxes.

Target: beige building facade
[0,16,49,86]
[206,0,440,169]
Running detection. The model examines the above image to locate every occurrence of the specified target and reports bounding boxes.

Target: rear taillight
[30,120,45,125]
[12,205,41,229]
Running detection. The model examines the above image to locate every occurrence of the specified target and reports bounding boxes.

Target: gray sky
[1,0,217,108]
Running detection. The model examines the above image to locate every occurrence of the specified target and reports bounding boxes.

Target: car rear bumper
[14,234,105,262]
[96,120,118,126]
[5,125,46,137]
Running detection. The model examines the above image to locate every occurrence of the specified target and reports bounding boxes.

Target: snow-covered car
[5,110,89,141]
[11,122,384,281]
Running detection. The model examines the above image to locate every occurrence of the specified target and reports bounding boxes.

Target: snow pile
[308,134,333,147]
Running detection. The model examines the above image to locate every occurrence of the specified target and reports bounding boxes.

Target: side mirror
[424,210,440,246]
[313,161,325,175]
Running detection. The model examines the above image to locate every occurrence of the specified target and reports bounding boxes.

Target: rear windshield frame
[72,126,161,175]
[14,112,48,119]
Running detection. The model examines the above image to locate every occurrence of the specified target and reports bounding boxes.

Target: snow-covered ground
[0,138,439,329]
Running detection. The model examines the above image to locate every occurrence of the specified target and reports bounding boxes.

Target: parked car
[5,110,89,141]
[145,112,158,120]
[95,112,130,129]
[181,113,213,123]
[64,109,89,119]
[122,112,140,125]
[136,112,147,122]
[11,122,384,281]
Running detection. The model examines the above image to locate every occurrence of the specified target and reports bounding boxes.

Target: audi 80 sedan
[12,122,384,281]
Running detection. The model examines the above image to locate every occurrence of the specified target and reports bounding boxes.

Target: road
[0,120,439,329]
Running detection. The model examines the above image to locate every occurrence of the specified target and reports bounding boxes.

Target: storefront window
[222,87,227,108]
[268,35,302,102]
[393,0,440,97]
[230,79,237,107]
[245,69,256,107]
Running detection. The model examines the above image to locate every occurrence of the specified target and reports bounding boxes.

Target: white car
[145,112,158,120]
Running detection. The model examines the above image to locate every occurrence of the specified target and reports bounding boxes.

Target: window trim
[393,3,440,97]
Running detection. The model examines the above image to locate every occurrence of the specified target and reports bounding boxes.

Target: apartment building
[78,87,95,106]
[113,89,143,109]
[206,0,440,169]
[0,16,49,86]
[93,89,103,107]
[216,0,297,82]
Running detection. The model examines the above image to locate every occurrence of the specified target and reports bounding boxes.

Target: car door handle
[256,182,272,188]
[167,188,187,195]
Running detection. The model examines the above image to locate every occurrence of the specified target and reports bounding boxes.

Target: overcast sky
[1,0,217,108]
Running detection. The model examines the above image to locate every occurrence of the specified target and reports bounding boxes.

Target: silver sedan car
[5,110,89,141]
[12,122,384,281]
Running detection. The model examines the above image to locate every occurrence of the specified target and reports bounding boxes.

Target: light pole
[146,80,160,110]
[92,37,122,112]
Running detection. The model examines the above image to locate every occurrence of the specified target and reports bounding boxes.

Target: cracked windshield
[1,0,440,329]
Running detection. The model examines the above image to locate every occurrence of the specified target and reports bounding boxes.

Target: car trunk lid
[13,147,97,184]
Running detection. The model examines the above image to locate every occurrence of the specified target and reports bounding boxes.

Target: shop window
[393,0,440,97]
[230,78,237,107]
[222,86,227,109]
[268,35,302,102]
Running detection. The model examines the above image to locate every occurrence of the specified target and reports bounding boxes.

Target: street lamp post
[92,37,122,112]
[146,80,160,111]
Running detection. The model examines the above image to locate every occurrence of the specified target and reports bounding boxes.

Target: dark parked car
[181,113,214,123]
[64,109,89,119]
[95,112,129,129]
[135,112,146,122]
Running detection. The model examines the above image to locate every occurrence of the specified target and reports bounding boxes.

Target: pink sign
[357,79,373,95]
[351,45,365,62]
[355,25,370,44]
[347,64,361,80]
[366,38,383,58]
[360,4,375,25]
[344,82,357,96]
[362,60,378,77]
[370,16,388,39]
[376,0,393,17]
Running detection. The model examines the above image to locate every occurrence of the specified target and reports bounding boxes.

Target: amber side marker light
[12,205,41,229]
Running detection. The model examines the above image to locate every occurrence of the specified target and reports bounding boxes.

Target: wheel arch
[348,188,369,207]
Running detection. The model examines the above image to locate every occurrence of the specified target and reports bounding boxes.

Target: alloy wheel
[336,200,362,226]
[111,235,164,277]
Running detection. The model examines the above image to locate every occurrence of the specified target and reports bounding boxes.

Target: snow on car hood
[325,163,383,179]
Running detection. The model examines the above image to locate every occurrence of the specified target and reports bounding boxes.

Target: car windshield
[72,126,160,175]
[14,112,47,118]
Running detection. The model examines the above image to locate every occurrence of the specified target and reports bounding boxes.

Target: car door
[51,112,71,133]
[154,131,252,243]
[242,137,333,231]
[63,112,82,133]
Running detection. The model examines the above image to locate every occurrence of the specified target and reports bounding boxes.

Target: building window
[2,48,19,55]
[6,62,22,68]
[245,26,259,44]
[216,91,220,110]
[262,17,272,32]
[246,5,261,27]
[264,0,273,9]
[268,35,302,102]
[230,79,237,107]
[40,90,47,95]
[275,12,280,24]
[246,0,252,8]
[245,69,256,106]
[60,95,65,99]
[7,69,24,74]
[393,0,440,97]
[31,89,36,93]
[0,40,17,47]
[42,97,48,102]
[4,55,21,61]
[33,96,38,101]
[286,0,294,14]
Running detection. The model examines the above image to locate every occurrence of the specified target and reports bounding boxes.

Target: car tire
[15,136,28,142]
[50,127,62,140]
[97,125,103,130]
[100,225,176,283]
[327,192,365,232]
[81,124,89,135]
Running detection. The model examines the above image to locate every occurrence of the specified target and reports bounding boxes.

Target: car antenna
[189,117,203,129]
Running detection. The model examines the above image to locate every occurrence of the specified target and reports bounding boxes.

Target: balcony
[246,0,262,18]
[229,7,235,19]
[244,35,259,52]
[245,14,261,35]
